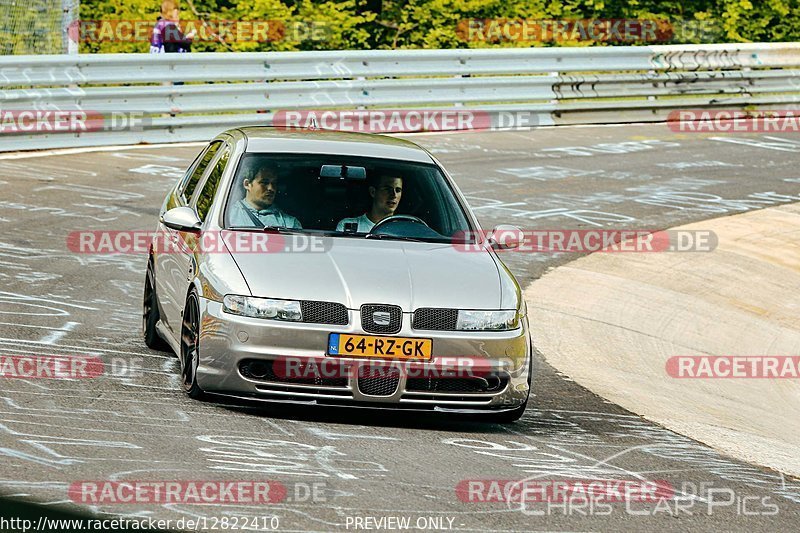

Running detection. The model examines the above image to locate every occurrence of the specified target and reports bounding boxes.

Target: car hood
[224,234,506,310]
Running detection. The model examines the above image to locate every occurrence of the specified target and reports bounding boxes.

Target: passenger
[228,168,302,229]
[336,175,403,232]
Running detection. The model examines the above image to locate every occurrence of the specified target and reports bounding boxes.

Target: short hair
[244,166,278,185]
[161,0,178,15]
[370,174,402,189]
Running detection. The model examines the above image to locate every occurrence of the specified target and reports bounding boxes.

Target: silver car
[143,128,532,422]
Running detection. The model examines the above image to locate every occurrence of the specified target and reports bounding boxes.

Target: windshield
[223,153,475,243]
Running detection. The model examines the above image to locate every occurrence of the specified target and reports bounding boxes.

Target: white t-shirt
[336,213,375,233]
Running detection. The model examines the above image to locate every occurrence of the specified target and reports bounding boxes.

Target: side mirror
[487,225,524,250]
[161,206,202,233]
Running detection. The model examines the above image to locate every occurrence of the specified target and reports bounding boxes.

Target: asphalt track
[1,124,799,531]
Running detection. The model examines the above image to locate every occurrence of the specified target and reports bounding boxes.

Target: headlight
[456,310,519,331]
[223,295,302,321]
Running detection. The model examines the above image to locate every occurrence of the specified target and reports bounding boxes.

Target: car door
[167,141,233,334]
[156,141,222,337]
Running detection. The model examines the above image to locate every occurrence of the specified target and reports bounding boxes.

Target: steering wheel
[369,215,429,233]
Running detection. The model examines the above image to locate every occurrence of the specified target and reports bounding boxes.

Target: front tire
[180,291,206,400]
[143,260,170,352]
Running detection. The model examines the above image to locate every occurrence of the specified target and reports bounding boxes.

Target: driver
[228,167,302,229]
[336,175,402,232]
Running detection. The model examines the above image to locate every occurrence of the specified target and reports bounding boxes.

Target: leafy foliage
[64,0,800,52]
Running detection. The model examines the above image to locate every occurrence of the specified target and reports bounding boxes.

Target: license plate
[327,333,432,360]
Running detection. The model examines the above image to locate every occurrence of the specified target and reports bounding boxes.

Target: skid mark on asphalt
[0,422,139,469]
[38,321,79,345]
[467,195,637,227]
[507,411,800,502]
[710,135,800,152]
[195,435,387,480]
[31,184,143,202]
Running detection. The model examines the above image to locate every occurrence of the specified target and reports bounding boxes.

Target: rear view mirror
[320,165,367,181]
[346,166,367,180]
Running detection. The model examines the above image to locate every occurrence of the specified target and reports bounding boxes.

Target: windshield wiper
[227,226,260,231]
[261,225,302,234]
[227,225,302,234]
[364,233,426,243]
[328,230,368,238]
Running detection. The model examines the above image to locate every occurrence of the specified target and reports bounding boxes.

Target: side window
[181,141,221,203]
[195,145,231,224]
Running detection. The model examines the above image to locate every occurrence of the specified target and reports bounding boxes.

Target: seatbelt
[240,201,266,228]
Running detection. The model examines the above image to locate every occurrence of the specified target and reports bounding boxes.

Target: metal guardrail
[1,42,799,152]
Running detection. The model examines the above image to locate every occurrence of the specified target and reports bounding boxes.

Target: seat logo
[372,311,391,326]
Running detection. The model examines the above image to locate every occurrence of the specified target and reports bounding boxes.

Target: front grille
[301,300,348,325]
[357,366,400,396]
[406,376,507,393]
[360,304,402,334]
[412,308,458,331]
[239,359,348,387]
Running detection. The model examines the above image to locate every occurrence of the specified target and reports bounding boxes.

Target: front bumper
[196,299,532,412]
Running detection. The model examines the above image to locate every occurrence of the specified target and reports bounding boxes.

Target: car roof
[234,127,436,164]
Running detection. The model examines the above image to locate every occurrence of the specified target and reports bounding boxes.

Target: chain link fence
[0,0,78,55]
